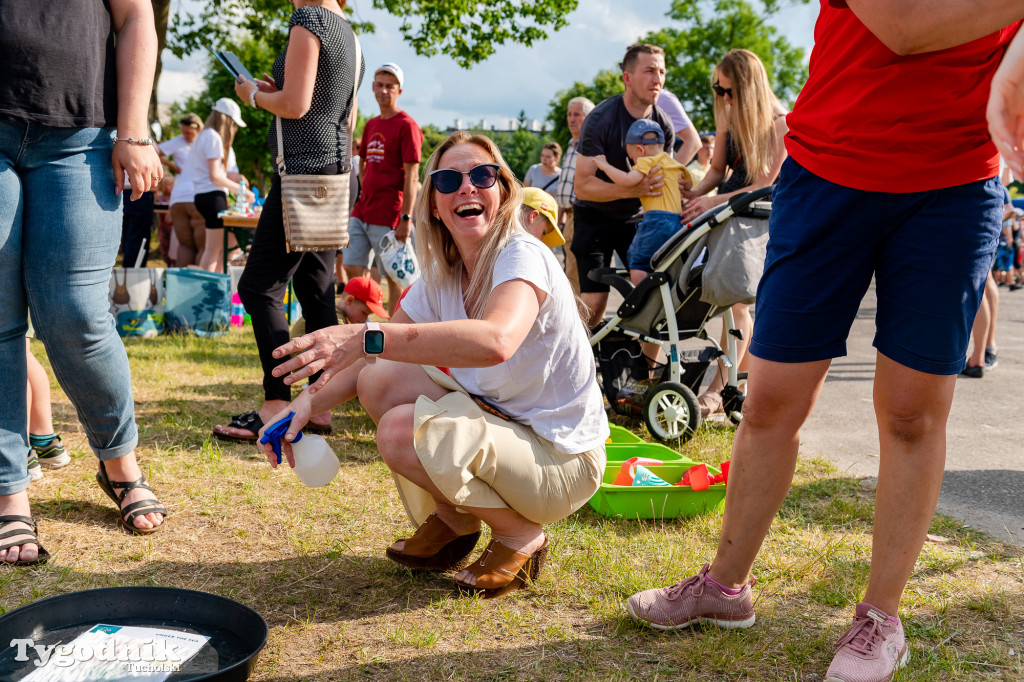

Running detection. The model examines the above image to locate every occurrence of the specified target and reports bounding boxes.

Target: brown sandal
[453,536,550,599]
[385,514,481,571]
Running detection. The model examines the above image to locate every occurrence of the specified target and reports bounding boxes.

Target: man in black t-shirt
[573,43,674,327]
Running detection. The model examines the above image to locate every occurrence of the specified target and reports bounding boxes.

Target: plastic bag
[377,232,420,288]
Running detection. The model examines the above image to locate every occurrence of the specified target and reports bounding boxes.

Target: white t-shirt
[159,135,194,205]
[657,90,693,137]
[183,128,238,196]
[400,233,609,454]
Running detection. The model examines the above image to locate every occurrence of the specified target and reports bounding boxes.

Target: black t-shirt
[574,95,674,222]
[0,0,117,127]
[266,6,365,174]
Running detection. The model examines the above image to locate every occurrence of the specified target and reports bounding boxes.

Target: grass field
[3,330,1022,680]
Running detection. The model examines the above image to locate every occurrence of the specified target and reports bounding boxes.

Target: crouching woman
[259,131,608,597]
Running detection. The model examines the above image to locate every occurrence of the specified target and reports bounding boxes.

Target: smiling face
[624,52,666,108]
[433,143,501,251]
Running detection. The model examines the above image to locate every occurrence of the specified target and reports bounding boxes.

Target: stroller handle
[726,184,774,212]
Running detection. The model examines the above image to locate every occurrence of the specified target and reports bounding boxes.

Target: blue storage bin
[163,269,231,338]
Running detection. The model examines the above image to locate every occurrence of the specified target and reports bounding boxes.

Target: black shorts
[194,190,228,230]
[569,204,637,293]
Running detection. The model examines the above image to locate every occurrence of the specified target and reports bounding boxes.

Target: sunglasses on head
[712,81,733,98]
[429,163,500,194]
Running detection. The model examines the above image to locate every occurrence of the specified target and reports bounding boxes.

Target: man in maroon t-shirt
[343,62,423,313]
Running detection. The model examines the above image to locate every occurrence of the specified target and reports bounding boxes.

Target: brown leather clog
[453,536,550,599]
[385,514,481,571]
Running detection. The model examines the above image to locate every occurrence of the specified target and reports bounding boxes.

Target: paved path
[795,283,1024,545]
[607,270,1023,543]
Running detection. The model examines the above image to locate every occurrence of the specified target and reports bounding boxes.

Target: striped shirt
[554,137,579,212]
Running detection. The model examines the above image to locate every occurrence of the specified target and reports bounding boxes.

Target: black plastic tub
[0,587,268,681]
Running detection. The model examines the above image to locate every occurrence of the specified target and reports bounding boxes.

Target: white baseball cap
[375,62,404,88]
[212,97,246,128]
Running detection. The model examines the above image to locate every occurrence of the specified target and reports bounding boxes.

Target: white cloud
[158,0,818,128]
[158,67,205,103]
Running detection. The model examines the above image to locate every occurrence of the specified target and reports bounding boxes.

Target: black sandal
[96,461,167,535]
[0,515,51,566]
[214,411,331,441]
[213,411,263,443]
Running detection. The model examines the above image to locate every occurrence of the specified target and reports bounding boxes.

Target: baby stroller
[590,186,773,442]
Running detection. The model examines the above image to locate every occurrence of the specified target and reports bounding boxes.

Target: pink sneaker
[825,603,909,682]
[626,563,755,630]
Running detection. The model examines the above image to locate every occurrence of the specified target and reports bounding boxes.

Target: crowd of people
[2,0,1024,680]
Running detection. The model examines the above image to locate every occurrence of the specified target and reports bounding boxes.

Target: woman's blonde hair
[203,110,238,165]
[713,49,780,184]
[413,131,524,320]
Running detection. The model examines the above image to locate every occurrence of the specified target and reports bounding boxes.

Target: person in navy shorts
[627,3,1023,681]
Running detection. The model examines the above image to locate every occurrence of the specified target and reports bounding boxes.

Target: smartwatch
[362,321,385,363]
[400,213,412,221]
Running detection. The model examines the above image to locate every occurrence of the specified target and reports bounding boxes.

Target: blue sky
[159,0,818,129]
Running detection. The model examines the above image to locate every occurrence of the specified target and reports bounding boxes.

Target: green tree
[170,38,279,190]
[168,0,578,68]
[547,70,626,152]
[647,0,807,131]
[498,128,545,182]
[545,0,807,141]
[418,124,451,180]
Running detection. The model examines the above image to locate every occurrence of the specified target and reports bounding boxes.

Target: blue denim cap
[625,119,665,145]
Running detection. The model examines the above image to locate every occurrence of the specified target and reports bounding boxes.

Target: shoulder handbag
[277,34,362,253]
[699,214,769,307]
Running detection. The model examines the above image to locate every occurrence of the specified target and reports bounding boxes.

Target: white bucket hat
[211,97,246,128]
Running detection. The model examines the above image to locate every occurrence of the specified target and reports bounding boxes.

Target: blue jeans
[627,210,683,272]
[0,120,138,495]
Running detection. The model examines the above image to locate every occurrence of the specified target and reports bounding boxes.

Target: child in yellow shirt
[594,118,690,286]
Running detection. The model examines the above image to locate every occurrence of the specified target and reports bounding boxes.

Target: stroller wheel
[643,381,701,443]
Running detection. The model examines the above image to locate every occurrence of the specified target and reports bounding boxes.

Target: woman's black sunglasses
[430,163,500,194]
[712,81,733,98]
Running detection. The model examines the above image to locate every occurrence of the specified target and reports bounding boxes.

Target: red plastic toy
[677,461,730,490]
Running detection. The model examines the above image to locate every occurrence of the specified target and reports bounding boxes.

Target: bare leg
[983,273,998,350]
[708,356,831,588]
[967,285,991,368]
[25,340,54,435]
[344,265,370,281]
[385,276,402,316]
[198,228,225,273]
[375,404,545,587]
[582,292,608,329]
[863,353,954,615]
[335,253,348,288]
[701,304,753,411]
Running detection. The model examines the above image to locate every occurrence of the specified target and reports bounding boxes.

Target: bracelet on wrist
[113,136,154,146]
[248,88,259,109]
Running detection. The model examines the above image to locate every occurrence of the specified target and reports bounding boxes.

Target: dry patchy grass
[3,332,1022,680]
